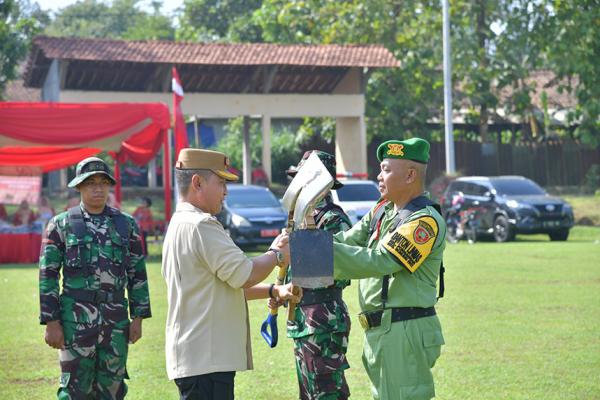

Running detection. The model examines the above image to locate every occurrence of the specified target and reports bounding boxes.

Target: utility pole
[443,0,456,174]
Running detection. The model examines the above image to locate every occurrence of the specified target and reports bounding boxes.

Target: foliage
[544,1,600,146]
[582,164,600,194]
[0,0,48,98]
[44,0,174,40]
[214,117,302,184]
[177,0,263,42]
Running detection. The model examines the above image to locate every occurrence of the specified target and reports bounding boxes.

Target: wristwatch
[268,248,285,266]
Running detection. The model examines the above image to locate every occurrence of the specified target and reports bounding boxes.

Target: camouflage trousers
[57,321,129,400]
[293,331,350,400]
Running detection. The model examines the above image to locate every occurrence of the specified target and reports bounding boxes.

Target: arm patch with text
[381,216,439,273]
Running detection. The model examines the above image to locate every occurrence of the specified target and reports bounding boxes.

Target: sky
[35,0,183,16]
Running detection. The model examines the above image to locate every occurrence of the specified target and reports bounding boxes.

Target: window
[226,189,280,208]
[448,181,466,194]
[491,179,545,196]
[472,184,490,196]
[336,183,381,202]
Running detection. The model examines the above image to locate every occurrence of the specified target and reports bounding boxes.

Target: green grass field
[1,227,599,399]
[563,195,600,226]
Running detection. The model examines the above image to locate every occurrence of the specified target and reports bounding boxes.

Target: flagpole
[443,0,456,174]
[171,67,188,161]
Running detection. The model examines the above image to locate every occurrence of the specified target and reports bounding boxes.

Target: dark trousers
[140,231,148,256]
[175,372,236,400]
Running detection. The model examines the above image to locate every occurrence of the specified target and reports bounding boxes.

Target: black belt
[63,288,126,304]
[358,307,436,330]
[298,287,342,306]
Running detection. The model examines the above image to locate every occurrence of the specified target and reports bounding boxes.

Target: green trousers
[362,309,444,400]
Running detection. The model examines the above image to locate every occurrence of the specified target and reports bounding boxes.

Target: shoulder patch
[381,215,439,273]
[413,219,435,244]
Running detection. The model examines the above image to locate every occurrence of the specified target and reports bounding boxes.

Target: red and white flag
[172,67,188,162]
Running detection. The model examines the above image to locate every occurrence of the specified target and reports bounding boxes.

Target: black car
[441,176,574,242]
[216,184,287,247]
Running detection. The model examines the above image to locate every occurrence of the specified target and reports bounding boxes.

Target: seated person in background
[133,197,154,256]
[37,196,55,227]
[0,203,7,221]
[251,164,269,187]
[13,200,37,226]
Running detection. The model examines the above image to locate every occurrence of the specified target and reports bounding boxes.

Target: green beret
[376,138,430,164]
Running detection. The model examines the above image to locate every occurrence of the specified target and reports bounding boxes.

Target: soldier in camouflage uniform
[39,157,152,399]
[283,151,353,400]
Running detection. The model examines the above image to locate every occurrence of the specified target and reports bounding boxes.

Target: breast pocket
[64,234,92,275]
[109,230,128,278]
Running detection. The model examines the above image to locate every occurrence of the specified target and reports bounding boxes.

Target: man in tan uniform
[162,148,300,400]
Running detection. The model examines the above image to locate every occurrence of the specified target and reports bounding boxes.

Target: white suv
[331,179,381,224]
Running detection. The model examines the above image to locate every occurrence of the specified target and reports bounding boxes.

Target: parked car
[216,184,287,247]
[441,176,575,242]
[331,179,381,224]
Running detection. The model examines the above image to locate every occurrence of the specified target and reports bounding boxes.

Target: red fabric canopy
[0,102,170,172]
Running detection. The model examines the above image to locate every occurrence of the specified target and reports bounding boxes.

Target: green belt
[63,288,126,304]
[358,307,436,330]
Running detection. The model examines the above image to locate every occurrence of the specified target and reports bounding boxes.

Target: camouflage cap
[67,157,116,188]
[376,137,430,164]
[287,150,344,189]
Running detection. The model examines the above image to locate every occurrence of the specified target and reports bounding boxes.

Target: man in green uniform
[283,150,353,400]
[332,138,446,400]
[39,157,152,399]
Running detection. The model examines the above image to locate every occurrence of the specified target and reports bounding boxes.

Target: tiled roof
[29,36,400,68]
[497,69,578,109]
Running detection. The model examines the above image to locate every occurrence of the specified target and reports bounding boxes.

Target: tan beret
[175,148,239,181]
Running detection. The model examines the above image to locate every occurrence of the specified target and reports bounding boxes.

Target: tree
[450,0,557,144]
[176,0,263,42]
[253,0,446,142]
[178,0,598,150]
[545,0,600,146]
[44,0,174,40]
[0,0,48,99]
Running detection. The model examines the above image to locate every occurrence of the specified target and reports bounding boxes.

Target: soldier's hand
[129,317,143,344]
[270,231,289,249]
[45,320,65,350]
[275,283,302,303]
[268,297,284,309]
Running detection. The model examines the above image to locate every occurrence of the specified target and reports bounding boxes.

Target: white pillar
[261,115,272,183]
[42,59,61,102]
[42,59,67,193]
[59,170,67,188]
[148,158,157,188]
[335,116,367,175]
[193,117,200,148]
[242,116,251,185]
